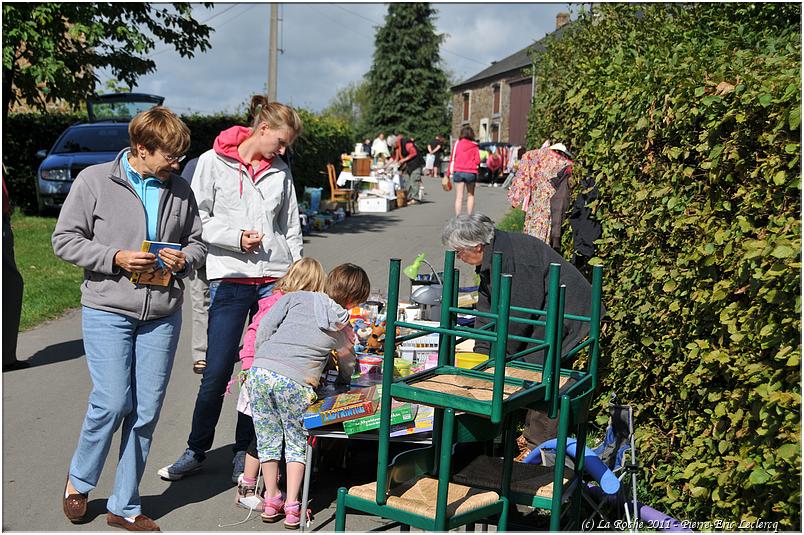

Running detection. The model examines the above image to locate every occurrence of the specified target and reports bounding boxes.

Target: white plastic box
[357,195,394,213]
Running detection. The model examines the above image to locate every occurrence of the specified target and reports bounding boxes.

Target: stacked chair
[335,251,603,531]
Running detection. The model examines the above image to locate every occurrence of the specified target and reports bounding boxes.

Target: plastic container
[393,358,412,378]
[304,187,323,213]
[455,352,488,369]
[357,354,383,377]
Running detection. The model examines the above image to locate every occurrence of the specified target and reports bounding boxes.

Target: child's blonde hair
[275,257,326,293]
[324,263,371,309]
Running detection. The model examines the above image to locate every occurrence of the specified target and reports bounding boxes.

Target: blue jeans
[70,306,180,518]
[187,281,275,460]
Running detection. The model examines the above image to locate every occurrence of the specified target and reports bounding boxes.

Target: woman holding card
[52,106,206,530]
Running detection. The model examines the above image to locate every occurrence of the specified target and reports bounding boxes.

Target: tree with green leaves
[364,3,450,145]
[321,80,370,138]
[2,3,214,121]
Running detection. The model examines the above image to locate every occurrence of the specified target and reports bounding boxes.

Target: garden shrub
[528,3,800,528]
[2,110,352,213]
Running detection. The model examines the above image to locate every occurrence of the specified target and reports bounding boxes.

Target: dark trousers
[187,281,274,461]
[2,213,23,367]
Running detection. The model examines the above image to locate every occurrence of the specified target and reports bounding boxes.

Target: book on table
[341,399,418,435]
[304,385,380,429]
[129,240,181,286]
[389,405,435,437]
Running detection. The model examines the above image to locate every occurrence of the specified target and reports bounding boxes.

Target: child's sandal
[235,476,264,511]
[283,501,310,530]
[260,494,285,523]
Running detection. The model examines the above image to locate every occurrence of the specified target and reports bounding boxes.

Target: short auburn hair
[128,106,190,157]
[324,263,370,309]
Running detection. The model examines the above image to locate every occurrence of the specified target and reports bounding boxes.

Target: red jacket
[448,138,480,176]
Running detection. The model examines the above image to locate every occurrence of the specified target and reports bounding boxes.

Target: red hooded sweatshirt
[213,125,272,182]
[448,138,481,176]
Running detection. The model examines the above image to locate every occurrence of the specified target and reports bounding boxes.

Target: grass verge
[496,208,525,232]
[11,213,83,330]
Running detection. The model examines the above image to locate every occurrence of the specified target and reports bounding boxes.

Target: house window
[492,84,501,116]
[479,118,489,142]
[491,122,500,142]
[462,92,470,122]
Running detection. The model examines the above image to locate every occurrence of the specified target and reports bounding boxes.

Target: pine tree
[364,3,450,146]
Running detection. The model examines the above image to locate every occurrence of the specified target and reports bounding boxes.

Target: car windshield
[52,127,130,154]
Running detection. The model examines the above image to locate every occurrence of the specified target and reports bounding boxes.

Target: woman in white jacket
[159,97,304,484]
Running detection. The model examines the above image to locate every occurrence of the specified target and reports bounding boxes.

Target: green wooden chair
[452,266,604,530]
[389,251,567,425]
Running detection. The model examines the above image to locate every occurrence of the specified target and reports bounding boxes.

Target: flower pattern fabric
[508,144,571,243]
[248,368,316,464]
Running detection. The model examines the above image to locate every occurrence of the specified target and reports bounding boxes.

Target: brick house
[449,13,570,147]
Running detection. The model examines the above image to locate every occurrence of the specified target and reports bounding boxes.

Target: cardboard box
[304,385,379,429]
[357,195,394,213]
[342,401,417,435]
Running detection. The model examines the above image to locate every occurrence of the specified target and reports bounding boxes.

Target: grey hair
[441,213,496,250]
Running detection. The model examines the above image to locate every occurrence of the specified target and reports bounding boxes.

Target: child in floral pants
[233,257,326,511]
[248,263,369,529]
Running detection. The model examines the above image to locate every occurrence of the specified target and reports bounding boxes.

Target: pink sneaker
[283,501,311,530]
[260,493,285,523]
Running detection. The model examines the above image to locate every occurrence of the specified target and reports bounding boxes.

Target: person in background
[53,106,206,531]
[179,157,210,375]
[427,134,445,177]
[158,96,304,486]
[249,263,370,529]
[370,132,390,163]
[361,138,371,155]
[393,135,425,204]
[441,213,596,461]
[2,175,28,371]
[446,125,480,216]
[486,147,503,186]
[233,257,326,512]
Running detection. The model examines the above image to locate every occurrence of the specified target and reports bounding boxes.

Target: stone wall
[450,75,516,144]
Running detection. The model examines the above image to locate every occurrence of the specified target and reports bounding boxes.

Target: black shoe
[3,360,30,371]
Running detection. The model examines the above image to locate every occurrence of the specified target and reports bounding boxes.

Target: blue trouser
[187,281,275,460]
[70,306,180,518]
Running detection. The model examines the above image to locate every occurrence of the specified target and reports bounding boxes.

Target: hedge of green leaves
[2,110,352,213]
[528,4,800,528]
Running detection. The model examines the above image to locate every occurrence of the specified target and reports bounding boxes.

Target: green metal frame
[335,408,510,531]
[334,254,604,532]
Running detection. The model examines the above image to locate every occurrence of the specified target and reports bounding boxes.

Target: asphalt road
[3,180,513,532]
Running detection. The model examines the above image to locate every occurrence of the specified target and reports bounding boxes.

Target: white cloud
[120,2,571,115]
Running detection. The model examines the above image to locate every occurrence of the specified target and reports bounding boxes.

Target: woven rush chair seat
[412,373,525,401]
[349,476,501,519]
[483,366,576,393]
[453,455,573,499]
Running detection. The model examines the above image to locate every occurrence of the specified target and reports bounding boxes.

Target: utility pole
[268,3,279,101]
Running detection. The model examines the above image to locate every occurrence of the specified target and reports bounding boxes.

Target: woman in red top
[447,125,481,215]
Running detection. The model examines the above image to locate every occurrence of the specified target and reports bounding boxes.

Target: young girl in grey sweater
[247,263,370,528]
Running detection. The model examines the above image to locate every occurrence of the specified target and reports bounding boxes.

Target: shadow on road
[79,446,235,522]
[27,339,85,367]
[141,445,237,520]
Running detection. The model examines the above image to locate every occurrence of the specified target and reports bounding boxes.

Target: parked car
[477,141,512,184]
[35,93,164,213]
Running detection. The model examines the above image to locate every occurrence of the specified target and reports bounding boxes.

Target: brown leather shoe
[63,477,87,523]
[106,512,161,531]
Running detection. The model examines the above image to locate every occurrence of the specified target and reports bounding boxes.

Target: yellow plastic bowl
[455,352,488,369]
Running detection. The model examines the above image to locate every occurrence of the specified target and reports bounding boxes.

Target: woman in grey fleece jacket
[246,264,370,527]
[53,107,205,530]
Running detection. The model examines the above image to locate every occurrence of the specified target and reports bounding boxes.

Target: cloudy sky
[109,2,572,116]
